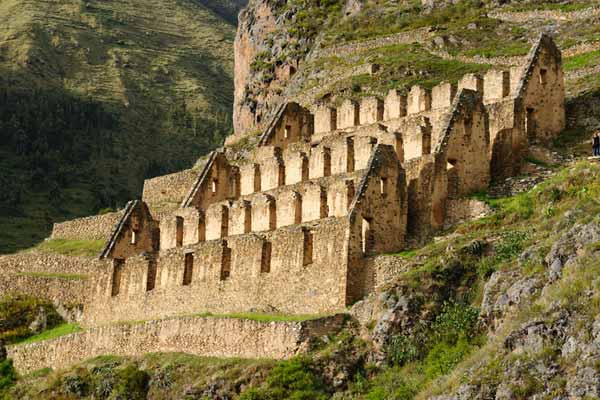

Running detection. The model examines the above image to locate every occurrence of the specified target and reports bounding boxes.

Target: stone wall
[101,201,158,260]
[51,212,125,241]
[142,168,202,212]
[488,7,600,23]
[516,34,566,143]
[0,253,105,305]
[84,217,350,325]
[310,27,433,59]
[7,314,346,374]
[0,274,90,306]
[346,144,407,303]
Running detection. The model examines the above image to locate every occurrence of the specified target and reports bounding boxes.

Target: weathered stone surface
[544,222,600,281]
[7,314,346,374]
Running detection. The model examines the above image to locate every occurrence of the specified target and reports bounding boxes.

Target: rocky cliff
[230,0,600,146]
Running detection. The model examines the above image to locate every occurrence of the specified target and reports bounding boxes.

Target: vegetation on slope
[245,0,600,126]
[0,296,65,345]
[0,0,243,253]
[27,239,106,258]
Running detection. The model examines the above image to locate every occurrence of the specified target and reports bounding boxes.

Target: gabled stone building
[1,34,564,330]
[73,34,565,326]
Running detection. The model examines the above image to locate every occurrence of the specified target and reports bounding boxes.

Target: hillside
[232,0,600,142]
[0,0,246,253]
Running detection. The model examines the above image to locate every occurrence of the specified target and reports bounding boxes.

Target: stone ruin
[71,34,564,326]
[0,34,566,370]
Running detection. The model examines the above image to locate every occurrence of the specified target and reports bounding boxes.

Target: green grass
[204,312,335,322]
[392,249,418,258]
[564,50,600,71]
[29,239,106,257]
[505,2,594,12]
[15,272,89,281]
[16,324,83,345]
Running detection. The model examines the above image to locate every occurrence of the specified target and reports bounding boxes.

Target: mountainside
[231,0,600,143]
[0,0,246,253]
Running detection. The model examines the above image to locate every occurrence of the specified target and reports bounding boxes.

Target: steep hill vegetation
[236,0,600,139]
[0,0,246,253]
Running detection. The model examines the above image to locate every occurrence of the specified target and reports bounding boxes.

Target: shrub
[431,302,480,344]
[240,357,328,400]
[387,335,419,366]
[62,374,89,397]
[495,231,529,263]
[363,367,418,400]
[421,338,472,380]
[0,296,63,344]
[0,359,16,392]
[113,364,150,400]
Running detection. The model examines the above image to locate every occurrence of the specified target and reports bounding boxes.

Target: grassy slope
[253,0,600,105]
[0,0,242,254]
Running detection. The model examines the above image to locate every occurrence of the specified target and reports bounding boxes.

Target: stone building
[1,34,565,338]
[70,34,563,326]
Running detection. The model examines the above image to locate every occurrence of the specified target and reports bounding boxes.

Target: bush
[0,296,63,344]
[387,335,419,366]
[240,357,328,400]
[0,359,16,392]
[113,364,149,400]
[431,302,480,344]
[422,338,472,380]
[363,367,418,400]
[62,374,89,397]
[495,231,529,263]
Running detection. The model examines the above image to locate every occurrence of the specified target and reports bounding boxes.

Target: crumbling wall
[101,201,158,260]
[142,168,201,212]
[51,211,125,241]
[259,102,314,149]
[183,152,239,211]
[8,314,346,374]
[436,89,490,197]
[84,218,350,325]
[516,34,566,142]
[346,144,407,303]
[0,253,106,305]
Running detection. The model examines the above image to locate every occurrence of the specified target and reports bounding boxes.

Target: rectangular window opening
[539,68,548,85]
[303,229,313,266]
[176,216,184,247]
[111,259,124,297]
[146,259,157,291]
[220,244,232,280]
[183,253,193,286]
[261,242,272,273]
[380,178,388,196]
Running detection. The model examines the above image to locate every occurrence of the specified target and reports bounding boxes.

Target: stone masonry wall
[0,253,106,305]
[7,314,346,374]
[142,168,202,212]
[84,217,350,326]
[51,211,125,241]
